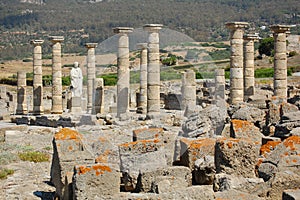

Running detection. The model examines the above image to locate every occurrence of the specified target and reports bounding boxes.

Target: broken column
[136,43,148,114]
[181,69,196,111]
[113,27,133,118]
[49,36,64,114]
[93,78,104,114]
[85,43,98,114]
[270,25,291,99]
[215,69,225,100]
[143,24,163,119]
[226,22,249,104]
[30,39,44,115]
[16,71,27,115]
[243,34,258,101]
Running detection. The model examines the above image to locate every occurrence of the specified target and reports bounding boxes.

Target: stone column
[49,36,64,114]
[181,69,196,111]
[85,43,98,114]
[226,22,249,104]
[243,34,258,100]
[143,24,163,119]
[113,27,133,118]
[270,25,291,99]
[215,69,225,100]
[16,71,27,115]
[94,78,104,114]
[136,43,148,114]
[30,39,44,115]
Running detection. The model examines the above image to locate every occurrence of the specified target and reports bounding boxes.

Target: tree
[258,37,274,56]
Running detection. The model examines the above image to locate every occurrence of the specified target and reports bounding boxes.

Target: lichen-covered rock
[231,105,265,125]
[215,189,264,200]
[132,127,164,141]
[231,119,264,144]
[215,138,260,178]
[193,155,215,185]
[50,128,94,200]
[73,164,120,199]
[258,136,300,200]
[275,111,300,138]
[119,139,167,192]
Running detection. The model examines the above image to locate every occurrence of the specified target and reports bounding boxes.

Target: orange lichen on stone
[256,158,264,167]
[133,128,163,136]
[95,150,111,163]
[119,139,160,148]
[68,146,73,151]
[227,141,233,149]
[231,119,252,131]
[77,166,91,175]
[92,164,112,176]
[189,138,215,149]
[292,159,297,163]
[54,128,83,141]
[98,137,107,143]
[260,141,281,156]
[283,136,300,151]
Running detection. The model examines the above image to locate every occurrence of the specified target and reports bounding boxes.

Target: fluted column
[270,25,291,99]
[181,69,196,111]
[49,36,64,114]
[85,43,98,114]
[136,43,148,114]
[143,24,163,119]
[30,39,44,115]
[113,27,133,118]
[16,71,27,115]
[226,22,249,104]
[243,34,259,100]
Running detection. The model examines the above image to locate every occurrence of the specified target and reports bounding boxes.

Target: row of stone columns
[226,22,291,104]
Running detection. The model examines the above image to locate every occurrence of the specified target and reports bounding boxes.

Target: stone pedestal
[49,36,64,114]
[215,69,225,100]
[243,34,259,101]
[181,69,196,111]
[113,27,133,119]
[143,24,163,119]
[93,78,104,114]
[270,25,291,99]
[30,39,44,115]
[85,43,98,114]
[226,22,249,104]
[136,43,148,114]
[16,71,27,115]
[71,96,82,113]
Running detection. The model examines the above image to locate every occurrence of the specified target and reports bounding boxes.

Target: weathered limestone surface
[93,78,104,114]
[30,39,44,115]
[231,119,264,144]
[215,137,260,178]
[136,43,148,114]
[215,69,225,100]
[49,36,64,114]
[50,128,93,199]
[270,25,291,99]
[16,71,27,115]
[181,69,196,112]
[226,22,249,104]
[282,189,300,200]
[85,43,98,114]
[73,164,120,199]
[244,34,259,100]
[114,27,133,119]
[143,24,163,119]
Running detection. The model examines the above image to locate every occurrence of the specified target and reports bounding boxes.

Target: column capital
[49,36,64,43]
[270,25,291,33]
[85,43,98,49]
[243,34,259,41]
[143,24,163,32]
[136,43,148,49]
[113,27,133,34]
[225,22,249,30]
[30,39,44,46]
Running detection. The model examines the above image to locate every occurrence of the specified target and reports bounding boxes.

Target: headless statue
[70,62,83,97]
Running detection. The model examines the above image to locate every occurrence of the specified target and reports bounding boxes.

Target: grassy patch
[18,151,49,163]
[0,168,14,179]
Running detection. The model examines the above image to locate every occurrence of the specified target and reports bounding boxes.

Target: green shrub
[100,73,117,86]
[18,151,49,163]
[0,168,14,179]
[289,51,298,57]
[62,76,71,86]
[208,49,230,60]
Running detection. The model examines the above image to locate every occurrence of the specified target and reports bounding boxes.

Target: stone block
[50,128,94,200]
[132,127,164,141]
[282,189,300,200]
[73,164,120,199]
[179,137,215,170]
[215,189,262,200]
[215,138,260,178]
[231,119,264,144]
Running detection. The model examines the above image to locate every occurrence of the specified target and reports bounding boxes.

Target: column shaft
[181,69,196,111]
[16,71,27,115]
[137,43,148,114]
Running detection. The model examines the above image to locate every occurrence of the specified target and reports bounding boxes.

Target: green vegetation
[258,37,274,56]
[254,68,293,78]
[100,73,117,86]
[0,168,14,180]
[207,49,230,61]
[18,151,49,163]
[161,54,178,66]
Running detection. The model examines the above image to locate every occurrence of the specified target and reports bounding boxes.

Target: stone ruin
[1,23,300,200]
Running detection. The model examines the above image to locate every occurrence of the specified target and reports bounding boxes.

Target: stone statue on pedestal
[70,62,83,97]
